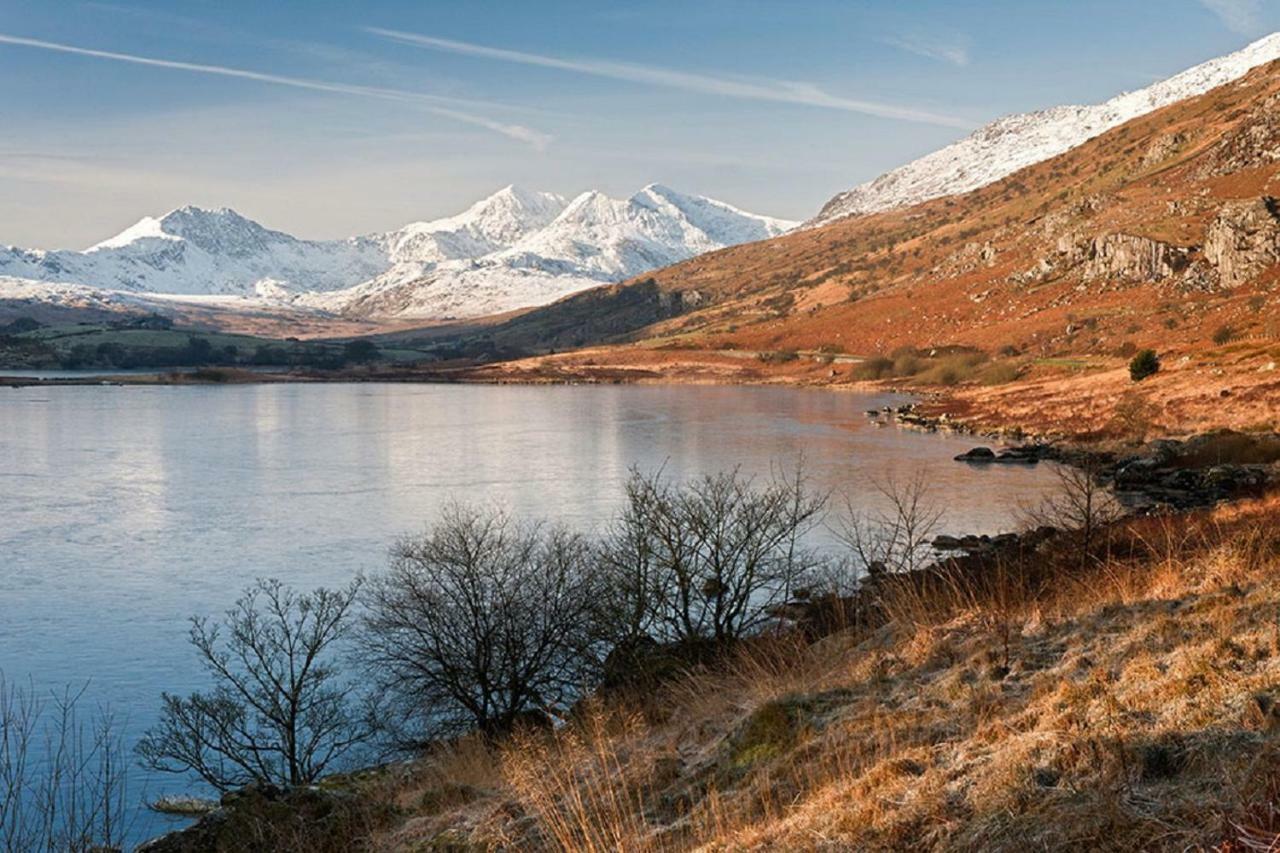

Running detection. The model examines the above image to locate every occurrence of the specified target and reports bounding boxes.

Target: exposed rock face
[1204,197,1280,288]
[1140,131,1191,169]
[1014,232,1190,288]
[1078,234,1190,283]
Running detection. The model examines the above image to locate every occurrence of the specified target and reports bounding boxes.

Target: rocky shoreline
[871,403,1280,511]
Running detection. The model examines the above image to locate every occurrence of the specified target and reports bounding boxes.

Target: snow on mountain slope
[0,206,389,297]
[811,32,1280,226]
[373,186,568,279]
[0,185,791,321]
[304,184,795,319]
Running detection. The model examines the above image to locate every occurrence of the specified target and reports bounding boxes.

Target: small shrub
[730,701,798,768]
[757,349,799,365]
[853,356,895,380]
[1129,349,1161,382]
[914,352,987,386]
[1114,341,1138,359]
[892,353,922,375]
[976,362,1021,385]
[1108,391,1159,442]
[1212,325,1236,346]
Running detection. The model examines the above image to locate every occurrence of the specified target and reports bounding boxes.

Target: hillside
[448,53,1280,437]
[810,32,1280,225]
[394,494,1280,852]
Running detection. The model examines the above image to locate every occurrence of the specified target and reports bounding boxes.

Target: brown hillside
[617,60,1280,354]
[461,58,1280,436]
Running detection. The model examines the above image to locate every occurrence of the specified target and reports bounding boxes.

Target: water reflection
[0,382,1058,844]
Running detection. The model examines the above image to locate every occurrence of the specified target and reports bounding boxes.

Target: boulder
[954,447,996,462]
[994,448,1041,464]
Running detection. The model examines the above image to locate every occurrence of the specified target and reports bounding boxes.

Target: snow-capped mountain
[1,206,389,297]
[0,185,792,320]
[811,32,1280,226]
[319,185,793,319]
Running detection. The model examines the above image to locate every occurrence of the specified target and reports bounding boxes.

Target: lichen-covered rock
[1204,197,1280,288]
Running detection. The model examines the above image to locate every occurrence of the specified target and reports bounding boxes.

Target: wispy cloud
[0,32,551,148]
[366,27,973,129]
[1199,0,1264,34]
[881,34,970,67]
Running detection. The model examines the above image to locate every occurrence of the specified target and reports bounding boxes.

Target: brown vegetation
[254,489,1280,852]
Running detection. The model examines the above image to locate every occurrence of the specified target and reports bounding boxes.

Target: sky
[2,0,1279,249]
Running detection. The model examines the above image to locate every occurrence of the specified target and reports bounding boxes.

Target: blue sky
[2,0,1278,248]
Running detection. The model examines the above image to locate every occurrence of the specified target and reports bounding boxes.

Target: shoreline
[6,348,1276,450]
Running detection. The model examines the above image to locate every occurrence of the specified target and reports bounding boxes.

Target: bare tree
[599,467,827,646]
[359,504,597,742]
[136,578,367,792]
[590,472,666,655]
[0,677,130,853]
[832,472,945,580]
[1022,462,1124,566]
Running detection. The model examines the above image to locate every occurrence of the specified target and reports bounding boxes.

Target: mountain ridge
[0,185,793,321]
[810,31,1280,226]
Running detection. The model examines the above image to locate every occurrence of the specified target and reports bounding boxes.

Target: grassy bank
[164,486,1280,852]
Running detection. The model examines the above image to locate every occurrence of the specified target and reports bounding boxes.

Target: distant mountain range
[810,32,1280,226]
[9,33,1280,331]
[0,185,794,321]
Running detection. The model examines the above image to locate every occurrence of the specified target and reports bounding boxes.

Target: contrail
[0,32,552,148]
[367,27,973,129]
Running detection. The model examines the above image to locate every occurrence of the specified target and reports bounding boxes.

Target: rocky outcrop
[1139,131,1191,169]
[1077,234,1191,283]
[1014,232,1190,288]
[1204,197,1280,288]
[935,241,999,277]
[954,445,1048,464]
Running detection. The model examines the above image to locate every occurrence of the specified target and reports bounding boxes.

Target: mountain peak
[157,205,256,229]
[90,205,276,252]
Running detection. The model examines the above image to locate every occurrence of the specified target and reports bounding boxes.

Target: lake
[0,383,1060,846]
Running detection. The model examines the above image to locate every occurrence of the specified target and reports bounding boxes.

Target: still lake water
[0,383,1059,845]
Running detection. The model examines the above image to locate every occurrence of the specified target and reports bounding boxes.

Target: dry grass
[363,493,1280,852]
